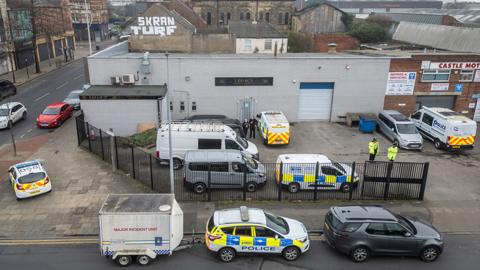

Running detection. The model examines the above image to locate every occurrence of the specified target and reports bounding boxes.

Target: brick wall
[384,55,480,118]
[312,34,358,52]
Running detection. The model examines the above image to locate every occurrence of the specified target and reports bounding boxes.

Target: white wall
[235,38,288,54]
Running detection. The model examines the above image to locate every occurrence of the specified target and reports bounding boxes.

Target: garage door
[297,82,334,120]
[416,96,455,110]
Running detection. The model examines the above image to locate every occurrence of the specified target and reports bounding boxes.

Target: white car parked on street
[0,102,27,129]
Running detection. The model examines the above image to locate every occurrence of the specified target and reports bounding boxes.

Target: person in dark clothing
[242,119,249,137]
[63,47,68,62]
[249,118,257,138]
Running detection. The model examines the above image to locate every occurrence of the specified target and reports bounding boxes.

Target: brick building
[383,53,480,120]
[70,0,109,41]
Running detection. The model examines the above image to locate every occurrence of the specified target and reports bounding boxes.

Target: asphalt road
[0,234,478,270]
[0,60,85,146]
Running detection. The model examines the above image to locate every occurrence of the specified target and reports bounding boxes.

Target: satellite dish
[159,205,171,212]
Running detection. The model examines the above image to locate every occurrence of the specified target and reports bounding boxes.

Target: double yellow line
[0,238,98,246]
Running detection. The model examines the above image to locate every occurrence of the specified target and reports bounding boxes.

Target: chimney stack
[328,43,337,54]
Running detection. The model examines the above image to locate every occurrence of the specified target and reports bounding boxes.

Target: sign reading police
[131,17,177,36]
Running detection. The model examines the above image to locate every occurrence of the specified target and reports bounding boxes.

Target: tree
[341,13,354,31]
[285,31,312,53]
[348,21,386,43]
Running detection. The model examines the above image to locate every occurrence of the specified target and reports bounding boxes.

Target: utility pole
[29,0,41,73]
[165,52,174,194]
[84,0,93,55]
[6,11,16,83]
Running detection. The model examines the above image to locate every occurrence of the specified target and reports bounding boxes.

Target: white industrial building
[82,42,391,136]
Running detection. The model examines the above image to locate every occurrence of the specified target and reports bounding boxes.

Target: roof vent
[240,206,249,222]
[159,205,171,212]
[328,43,337,54]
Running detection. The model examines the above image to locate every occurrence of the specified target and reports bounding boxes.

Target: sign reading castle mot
[130,17,177,36]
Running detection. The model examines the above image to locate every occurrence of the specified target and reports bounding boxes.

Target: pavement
[0,234,479,269]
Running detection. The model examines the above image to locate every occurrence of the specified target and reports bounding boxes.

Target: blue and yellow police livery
[205,206,309,262]
[275,154,359,193]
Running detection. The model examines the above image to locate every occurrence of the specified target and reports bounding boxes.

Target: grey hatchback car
[323,206,443,263]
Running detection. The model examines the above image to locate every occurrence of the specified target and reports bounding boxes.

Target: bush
[285,31,312,52]
[129,128,157,148]
[348,21,386,43]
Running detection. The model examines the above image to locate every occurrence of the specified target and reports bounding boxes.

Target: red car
[36,102,73,128]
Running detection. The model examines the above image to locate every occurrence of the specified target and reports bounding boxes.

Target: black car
[323,206,443,263]
[0,80,17,100]
[184,114,245,137]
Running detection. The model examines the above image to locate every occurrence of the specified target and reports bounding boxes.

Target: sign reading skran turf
[131,17,177,36]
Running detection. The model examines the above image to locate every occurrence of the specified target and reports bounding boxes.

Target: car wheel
[136,255,151,266]
[172,158,183,170]
[246,182,257,192]
[282,246,300,261]
[350,246,370,263]
[420,246,440,262]
[434,139,442,150]
[22,112,27,120]
[115,255,132,267]
[393,140,399,147]
[340,183,350,193]
[288,183,300,193]
[193,183,206,194]
[218,247,235,263]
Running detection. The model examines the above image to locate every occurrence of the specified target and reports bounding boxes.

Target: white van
[156,122,259,169]
[410,107,477,150]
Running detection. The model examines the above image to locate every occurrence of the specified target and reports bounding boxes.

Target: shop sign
[385,72,416,95]
[455,84,463,93]
[130,17,177,36]
[474,70,480,82]
[215,77,274,86]
[469,103,476,109]
[431,83,449,91]
[428,62,480,69]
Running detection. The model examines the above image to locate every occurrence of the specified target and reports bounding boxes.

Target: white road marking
[27,129,32,133]
[20,134,25,139]
[34,93,50,102]
[73,74,83,80]
[56,82,68,89]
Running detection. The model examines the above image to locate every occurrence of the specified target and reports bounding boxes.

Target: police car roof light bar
[240,206,249,222]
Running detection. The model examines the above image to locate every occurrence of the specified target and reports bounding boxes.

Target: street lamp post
[165,53,174,194]
[84,0,93,55]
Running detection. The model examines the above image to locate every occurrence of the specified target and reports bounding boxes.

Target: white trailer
[99,194,183,266]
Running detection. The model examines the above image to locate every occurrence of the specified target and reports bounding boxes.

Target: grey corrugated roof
[228,21,285,39]
[80,85,167,100]
[370,12,445,25]
[393,22,480,53]
[398,9,480,24]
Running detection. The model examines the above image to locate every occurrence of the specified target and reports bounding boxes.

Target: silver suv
[323,206,443,263]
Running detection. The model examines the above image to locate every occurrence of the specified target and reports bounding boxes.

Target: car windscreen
[396,123,418,134]
[67,92,81,99]
[243,154,258,169]
[42,107,61,115]
[18,172,46,184]
[235,133,248,149]
[326,211,344,230]
[332,162,347,174]
[0,109,9,116]
[396,215,417,234]
[265,212,289,235]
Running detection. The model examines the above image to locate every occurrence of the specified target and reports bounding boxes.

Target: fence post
[114,136,119,169]
[86,122,92,152]
[149,155,154,190]
[131,145,136,179]
[277,162,283,201]
[314,162,319,201]
[361,162,367,197]
[99,129,105,160]
[384,162,393,200]
[418,162,429,201]
[349,162,356,200]
[207,164,212,202]
[243,168,247,201]
[75,117,81,146]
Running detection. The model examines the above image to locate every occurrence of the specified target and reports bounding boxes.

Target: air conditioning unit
[122,74,135,84]
[110,76,122,85]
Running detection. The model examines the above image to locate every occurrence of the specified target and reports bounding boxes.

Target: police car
[205,206,309,262]
[8,160,52,200]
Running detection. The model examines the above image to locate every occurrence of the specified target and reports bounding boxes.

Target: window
[207,216,215,232]
[244,39,252,51]
[421,69,450,81]
[385,223,408,236]
[255,226,277,238]
[221,226,234,235]
[180,101,185,112]
[321,166,342,176]
[342,223,362,233]
[460,70,474,81]
[232,162,247,173]
[421,113,433,126]
[188,163,208,171]
[210,162,229,172]
[220,12,225,24]
[365,223,387,235]
[265,212,289,234]
[234,226,252,236]
[192,101,197,111]
[206,12,212,25]
[12,105,22,112]
[246,12,251,20]
[284,12,289,24]
[278,12,283,24]
[61,105,68,112]
[259,12,263,21]
[225,139,240,150]
[265,12,270,22]
[240,12,244,20]
[264,39,272,50]
[411,111,422,120]
[169,101,173,111]
[198,139,222,149]
[227,12,231,23]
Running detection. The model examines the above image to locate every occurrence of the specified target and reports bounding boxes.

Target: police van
[257,111,290,145]
[410,107,477,150]
[205,206,309,262]
[275,154,359,193]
